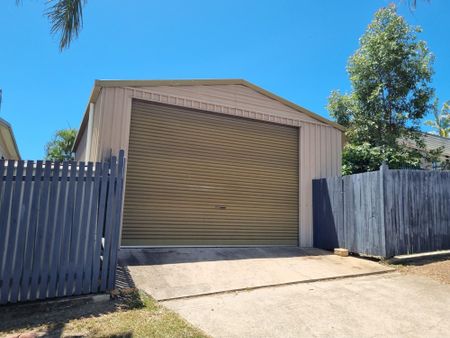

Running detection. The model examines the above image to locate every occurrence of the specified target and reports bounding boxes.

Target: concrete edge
[387,250,450,265]
[1,293,110,309]
[159,268,396,302]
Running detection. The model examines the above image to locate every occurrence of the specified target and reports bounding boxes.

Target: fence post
[379,163,388,257]
[107,150,126,290]
[341,175,346,250]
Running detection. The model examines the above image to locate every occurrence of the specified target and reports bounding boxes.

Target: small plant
[45,128,77,161]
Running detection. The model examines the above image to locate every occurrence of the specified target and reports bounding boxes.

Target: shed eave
[72,85,102,152]
[0,117,21,160]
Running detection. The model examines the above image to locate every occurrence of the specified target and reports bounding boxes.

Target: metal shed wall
[75,84,343,247]
[0,142,6,159]
[75,126,87,161]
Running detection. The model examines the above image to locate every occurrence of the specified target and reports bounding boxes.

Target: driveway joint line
[159,268,395,302]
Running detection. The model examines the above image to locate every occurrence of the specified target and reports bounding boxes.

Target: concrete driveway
[118,248,450,337]
[164,272,450,338]
[118,247,392,300]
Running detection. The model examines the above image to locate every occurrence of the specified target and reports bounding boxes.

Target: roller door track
[122,100,299,246]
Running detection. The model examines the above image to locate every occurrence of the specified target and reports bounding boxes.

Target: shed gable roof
[96,79,344,129]
[74,79,344,150]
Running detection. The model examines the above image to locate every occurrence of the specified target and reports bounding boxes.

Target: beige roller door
[122,100,299,246]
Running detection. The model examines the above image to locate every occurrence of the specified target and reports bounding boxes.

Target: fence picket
[10,161,34,303]
[101,156,117,291]
[83,162,102,294]
[0,162,15,264]
[0,159,4,200]
[107,151,125,289]
[1,161,24,303]
[39,162,60,299]
[20,161,43,301]
[91,162,109,293]
[29,161,52,301]
[0,160,5,291]
[0,161,17,304]
[48,162,68,299]
[66,162,86,296]
[75,163,93,295]
[57,161,78,297]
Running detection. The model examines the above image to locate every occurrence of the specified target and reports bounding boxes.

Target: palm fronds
[46,0,87,50]
[16,0,87,50]
[424,99,450,138]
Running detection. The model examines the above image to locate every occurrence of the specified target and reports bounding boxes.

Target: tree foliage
[17,0,86,50]
[45,128,77,161]
[424,99,450,137]
[328,5,436,174]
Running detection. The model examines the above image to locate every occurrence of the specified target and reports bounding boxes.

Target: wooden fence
[0,151,125,304]
[313,165,450,258]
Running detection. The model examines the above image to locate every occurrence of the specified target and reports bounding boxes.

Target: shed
[73,79,344,247]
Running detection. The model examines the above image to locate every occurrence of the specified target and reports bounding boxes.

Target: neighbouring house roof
[0,117,20,160]
[404,132,450,161]
[73,79,345,150]
[422,133,450,159]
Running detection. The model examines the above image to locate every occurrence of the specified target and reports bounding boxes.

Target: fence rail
[0,151,125,304]
[313,165,450,258]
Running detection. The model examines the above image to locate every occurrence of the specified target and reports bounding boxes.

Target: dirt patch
[388,253,450,285]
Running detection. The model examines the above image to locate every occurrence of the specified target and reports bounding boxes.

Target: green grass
[0,289,208,338]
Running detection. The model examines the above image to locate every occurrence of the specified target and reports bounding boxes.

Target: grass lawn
[0,288,208,338]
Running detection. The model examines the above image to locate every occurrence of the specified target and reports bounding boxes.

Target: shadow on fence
[313,165,450,258]
[0,150,125,305]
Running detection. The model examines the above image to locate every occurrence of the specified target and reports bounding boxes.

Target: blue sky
[1,0,449,159]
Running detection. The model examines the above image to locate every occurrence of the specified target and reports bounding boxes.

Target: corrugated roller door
[122,100,299,246]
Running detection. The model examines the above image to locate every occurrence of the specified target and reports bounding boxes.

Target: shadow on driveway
[118,246,330,266]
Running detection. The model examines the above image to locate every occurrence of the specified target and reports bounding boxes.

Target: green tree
[328,5,435,174]
[17,0,86,50]
[45,128,77,161]
[424,99,450,137]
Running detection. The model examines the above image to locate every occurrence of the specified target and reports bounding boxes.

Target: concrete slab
[118,247,393,300]
[164,273,450,338]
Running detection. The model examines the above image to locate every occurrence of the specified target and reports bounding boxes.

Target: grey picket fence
[0,151,125,304]
[313,165,450,258]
